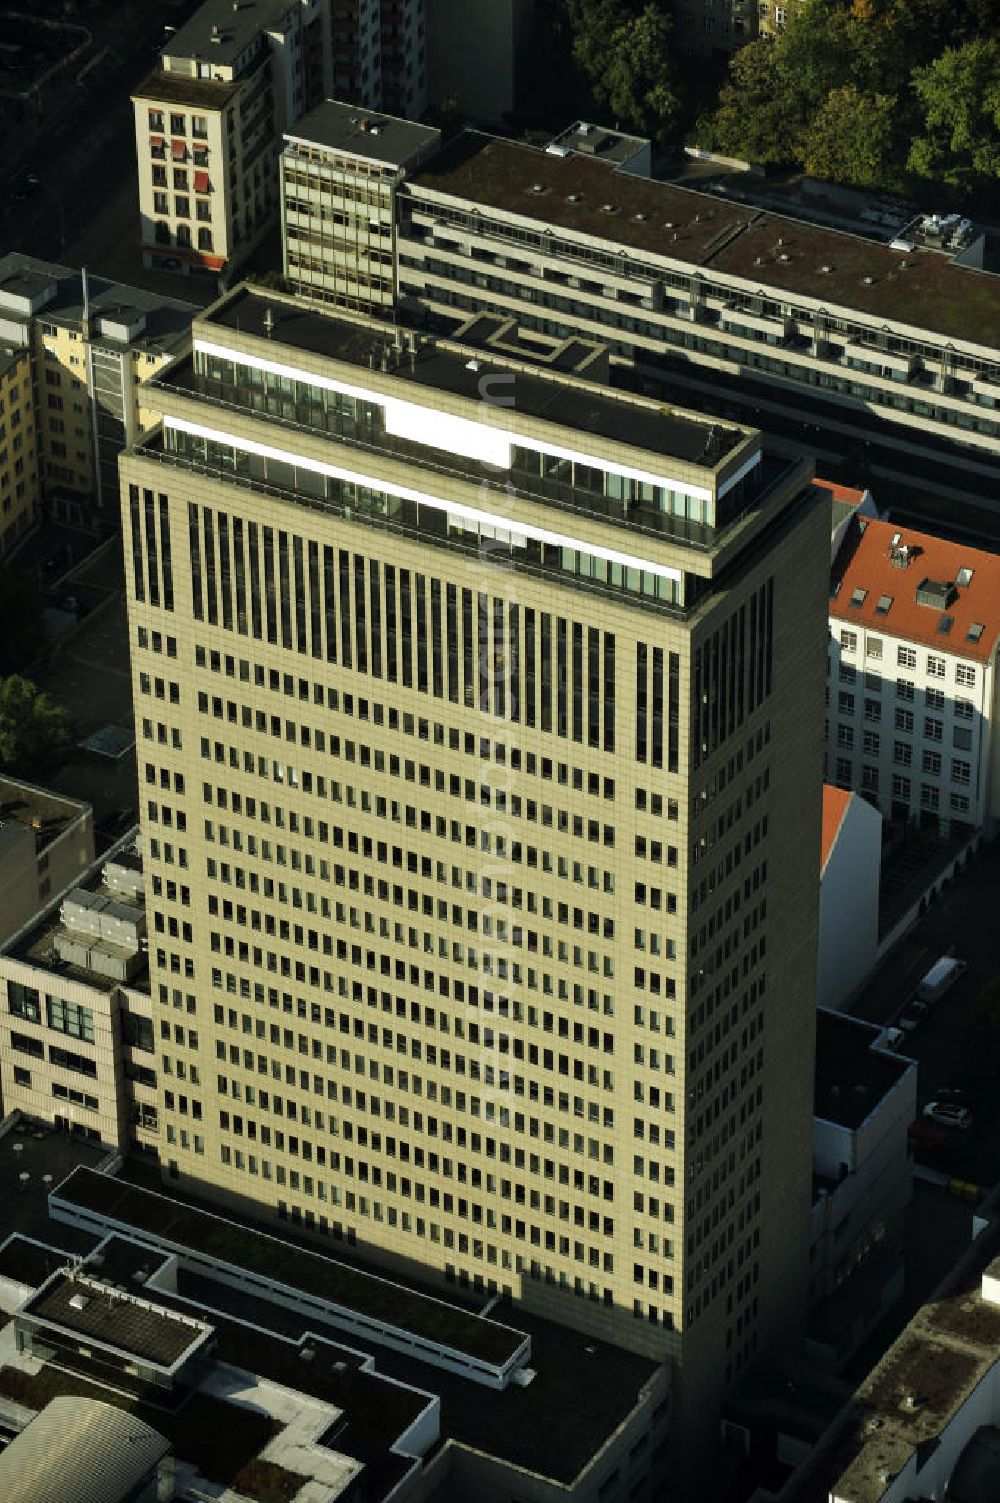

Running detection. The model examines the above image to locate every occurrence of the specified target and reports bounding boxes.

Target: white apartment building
[133,0,335,279]
[827,517,1000,838]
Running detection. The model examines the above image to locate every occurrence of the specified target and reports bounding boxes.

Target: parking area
[850,839,1000,1186]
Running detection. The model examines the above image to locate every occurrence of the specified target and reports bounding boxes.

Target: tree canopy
[566,0,680,142]
[0,676,71,778]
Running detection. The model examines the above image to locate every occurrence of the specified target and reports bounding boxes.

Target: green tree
[712,38,805,164]
[802,85,901,188]
[0,676,71,776]
[909,39,1000,193]
[567,1,679,142]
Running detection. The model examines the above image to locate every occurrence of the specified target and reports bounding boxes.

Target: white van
[915,955,966,1005]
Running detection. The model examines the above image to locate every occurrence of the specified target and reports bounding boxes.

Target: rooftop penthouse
[137,285,811,623]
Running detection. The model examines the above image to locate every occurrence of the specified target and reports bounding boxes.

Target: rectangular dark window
[636,641,648,763]
[493,597,505,718]
[158,494,174,610]
[651,646,664,768]
[557,617,568,737]
[323,545,337,663]
[131,487,146,603]
[572,621,583,742]
[540,612,552,732]
[308,540,321,659]
[603,634,615,753]
[248,522,262,640]
[262,527,277,644]
[278,532,292,649]
[339,550,353,669]
[217,511,233,631]
[385,564,397,680]
[524,607,536,728]
[668,652,680,774]
[462,589,474,707]
[509,604,520,723]
[203,509,217,626]
[400,569,412,686]
[293,536,307,653]
[143,489,160,608]
[415,574,428,693]
[587,627,600,748]
[354,554,367,673]
[369,558,382,677]
[233,517,247,633]
[446,583,459,702]
[431,579,443,698]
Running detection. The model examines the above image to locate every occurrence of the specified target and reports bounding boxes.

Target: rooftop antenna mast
[81,266,91,342]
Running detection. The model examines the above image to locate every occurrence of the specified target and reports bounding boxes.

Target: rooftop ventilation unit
[916,578,954,610]
[69,1292,90,1311]
[819,264,833,274]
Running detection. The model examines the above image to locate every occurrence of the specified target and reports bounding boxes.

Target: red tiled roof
[830,516,1000,664]
[821,785,852,873]
[814,478,868,507]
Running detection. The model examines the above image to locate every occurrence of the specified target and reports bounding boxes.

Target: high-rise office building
[120,285,828,1457]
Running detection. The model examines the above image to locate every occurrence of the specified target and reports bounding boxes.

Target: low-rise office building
[0,778,93,948]
[280,100,440,310]
[0,832,157,1155]
[827,517,1000,838]
[0,254,195,530]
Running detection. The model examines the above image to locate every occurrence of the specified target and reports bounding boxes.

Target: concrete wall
[426,0,533,123]
[818,794,881,1011]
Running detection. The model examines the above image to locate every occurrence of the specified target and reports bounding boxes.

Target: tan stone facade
[119,287,827,1468]
[0,346,40,557]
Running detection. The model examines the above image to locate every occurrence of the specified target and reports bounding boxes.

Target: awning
[171,139,186,159]
[193,170,210,193]
[149,135,165,148]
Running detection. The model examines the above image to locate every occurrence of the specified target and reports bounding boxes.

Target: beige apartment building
[117,282,828,1468]
[132,0,336,279]
[0,253,194,532]
[0,778,93,947]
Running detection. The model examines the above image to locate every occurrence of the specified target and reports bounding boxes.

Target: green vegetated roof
[55,1169,526,1366]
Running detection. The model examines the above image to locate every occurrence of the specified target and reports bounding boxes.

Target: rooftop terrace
[160,0,294,69]
[200,286,749,472]
[412,133,1000,351]
[814,1008,912,1131]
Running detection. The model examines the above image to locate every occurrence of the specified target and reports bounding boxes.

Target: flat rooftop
[814,1008,911,1130]
[24,1270,208,1366]
[54,1167,528,1369]
[160,0,293,69]
[286,100,441,168]
[0,253,196,354]
[132,65,241,110]
[411,133,1000,350]
[202,286,749,471]
[0,776,89,859]
[0,1130,104,1254]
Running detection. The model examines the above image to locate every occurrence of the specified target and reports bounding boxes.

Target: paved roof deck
[548,121,650,167]
[814,1008,911,1130]
[286,100,440,168]
[25,1271,209,1366]
[0,777,89,856]
[202,287,750,471]
[411,133,1000,351]
[831,515,1000,663]
[54,1168,529,1368]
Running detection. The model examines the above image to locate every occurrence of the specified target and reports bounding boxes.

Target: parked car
[922,1101,973,1132]
[916,955,967,1005]
[898,1000,929,1032]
